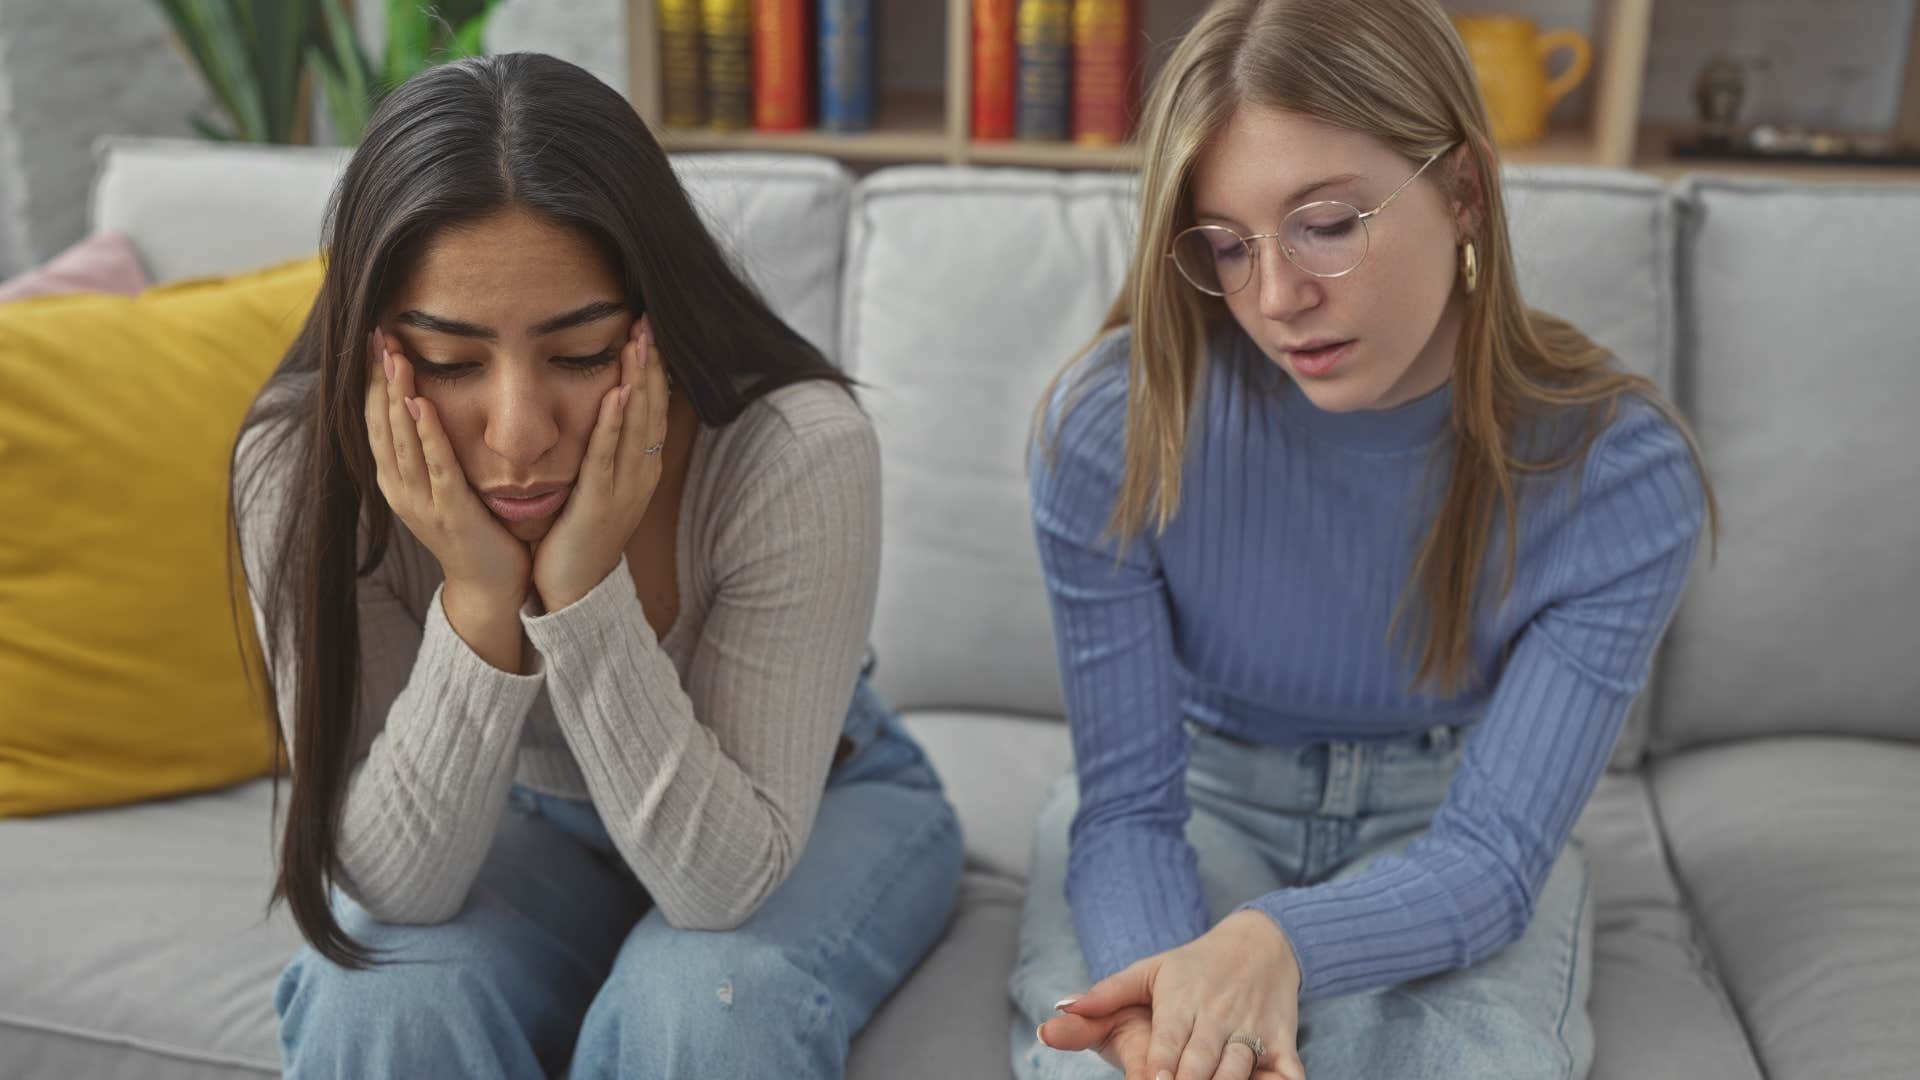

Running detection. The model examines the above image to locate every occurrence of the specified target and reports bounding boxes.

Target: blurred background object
[151,0,498,146]
[1450,13,1592,148]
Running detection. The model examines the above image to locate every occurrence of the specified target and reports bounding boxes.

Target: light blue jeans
[1010,718,1595,1080]
[276,677,965,1079]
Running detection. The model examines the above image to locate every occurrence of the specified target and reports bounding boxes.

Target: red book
[1071,0,1138,145]
[973,0,1017,140]
[753,0,811,131]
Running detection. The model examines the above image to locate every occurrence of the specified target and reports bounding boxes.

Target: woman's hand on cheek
[531,314,667,612]
[1044,911,1307,1080]
[364,329,533,611]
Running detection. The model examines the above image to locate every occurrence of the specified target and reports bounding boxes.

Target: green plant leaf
[189,113,235,141]
[239,0,314,143]
[154,0,269,141]
[449,7,494,60]
[309,46,364,146]
[384,0,435,87]
[313,0,373,143]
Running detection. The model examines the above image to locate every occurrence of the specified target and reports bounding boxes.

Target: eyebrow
[395,299,627,341]
[1194,171,1366,227]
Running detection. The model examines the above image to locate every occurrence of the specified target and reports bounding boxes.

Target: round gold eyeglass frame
[1167,142,1460,295]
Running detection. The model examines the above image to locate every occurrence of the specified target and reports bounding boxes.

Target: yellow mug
[1451,15,1591,146]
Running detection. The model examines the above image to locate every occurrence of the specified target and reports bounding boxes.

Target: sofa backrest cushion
[1654,176,1920,751]
[843,167,1137,717]
[87,137,850,361]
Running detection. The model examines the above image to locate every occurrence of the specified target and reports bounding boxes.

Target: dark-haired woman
[231,52,962,1078]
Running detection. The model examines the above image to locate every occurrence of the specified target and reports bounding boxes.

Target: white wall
[0,0,205,275]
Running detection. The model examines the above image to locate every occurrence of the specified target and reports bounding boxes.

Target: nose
[480,360,560,468]
[1252,235,1324,323]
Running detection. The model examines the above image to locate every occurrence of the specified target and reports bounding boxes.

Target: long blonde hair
[1037,0,1717,696]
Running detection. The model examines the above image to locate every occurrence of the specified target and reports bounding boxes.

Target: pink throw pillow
[0,231,150,302]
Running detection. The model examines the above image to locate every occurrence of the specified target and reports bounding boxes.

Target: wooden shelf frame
[626,0,1920,182]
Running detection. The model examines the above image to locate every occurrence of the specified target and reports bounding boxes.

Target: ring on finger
[1226,1032,1267,1061]
[642,441,665,456]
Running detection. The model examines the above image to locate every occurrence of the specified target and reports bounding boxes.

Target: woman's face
[1187,106,1473,413]
[380,207,632,543]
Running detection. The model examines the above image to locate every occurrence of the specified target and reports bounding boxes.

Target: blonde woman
[1015,1,1715,1078]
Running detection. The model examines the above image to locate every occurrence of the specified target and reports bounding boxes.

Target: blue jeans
[276,677,965,1079]
[1010,718,1595,1080]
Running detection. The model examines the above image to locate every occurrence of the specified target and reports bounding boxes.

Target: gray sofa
[2,136,1916,1079]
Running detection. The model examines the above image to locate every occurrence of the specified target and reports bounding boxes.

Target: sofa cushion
[1576,772,1762,1080]
[1500,167,1681,397]
[0,780,289,1079]
[0,777,1029,1080]
[87,137,849,361]
[0,703,1759,1080]
[848,873,1026,1080]
[903,710,1076,879]
[0,230,149,302]
[845,166,1137,720]
[0,256,320,816]
[1652,737,1920,1080]
[87,137,349,286]
[1655,176,1920,750]
[847,165,1680,768]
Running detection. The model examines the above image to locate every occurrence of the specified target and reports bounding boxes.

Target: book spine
[658,0,706,128]
[754,0,811,131]
[1070,0,1136,145]
[972,0,1017,140]
[701,0,753,131]
[1015,0,1071,141]
[818,0,875,132]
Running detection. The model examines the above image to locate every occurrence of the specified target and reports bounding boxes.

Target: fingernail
[1157,1071,1173,1080]
[1034,1023,1048,1047]
[620,385,633,409]
[383,349,393,383]
[1052,996,1080,1011]
[404,396,421,421]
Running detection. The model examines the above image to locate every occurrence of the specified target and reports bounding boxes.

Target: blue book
[1015,0,1071,140]
[819,0,876,132]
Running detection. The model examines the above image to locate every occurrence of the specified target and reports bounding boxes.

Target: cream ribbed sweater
[236,379,880,929]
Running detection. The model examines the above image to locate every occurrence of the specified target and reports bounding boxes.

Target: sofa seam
[1641,761,1773,1080]
[0,1010,279,1075]
[1552,853,1592,1080]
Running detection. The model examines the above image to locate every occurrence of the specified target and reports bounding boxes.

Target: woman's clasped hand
[1038,910,1309,1080]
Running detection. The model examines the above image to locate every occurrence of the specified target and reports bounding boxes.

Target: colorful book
[972,0,1018,140]
[1071,0,1137,145]
[700,0,753,131]
[658,0,705,128]
[819,0,876,132]
[753,0,811,131]
[1016,0,1072,141]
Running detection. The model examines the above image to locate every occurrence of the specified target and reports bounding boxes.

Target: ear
[1446,138,1490,240]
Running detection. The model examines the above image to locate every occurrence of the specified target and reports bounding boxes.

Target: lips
[1283,339,1355,378]
[481,485,570,522]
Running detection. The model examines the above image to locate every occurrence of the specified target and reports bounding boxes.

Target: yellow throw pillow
[0,253,322,816]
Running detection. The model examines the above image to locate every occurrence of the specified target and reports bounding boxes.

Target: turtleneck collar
[1229,325,1454,453]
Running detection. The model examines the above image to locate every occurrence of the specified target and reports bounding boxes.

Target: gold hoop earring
[1460,240,1479,294]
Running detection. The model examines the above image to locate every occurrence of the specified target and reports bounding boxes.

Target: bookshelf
[627,0,1920,182]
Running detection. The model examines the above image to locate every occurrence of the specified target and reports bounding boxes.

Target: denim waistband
[1181,718,1467,819]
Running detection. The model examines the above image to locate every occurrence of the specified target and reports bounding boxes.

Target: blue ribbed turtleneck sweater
[1028,323,1706,1000]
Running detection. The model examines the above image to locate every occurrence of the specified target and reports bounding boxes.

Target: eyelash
[409,347,620,383]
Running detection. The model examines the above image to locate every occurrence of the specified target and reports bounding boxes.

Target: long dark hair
[227,52,852,968]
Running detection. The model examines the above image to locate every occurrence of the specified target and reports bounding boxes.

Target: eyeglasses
[1167,143,1457,295]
